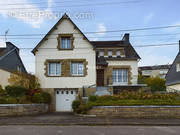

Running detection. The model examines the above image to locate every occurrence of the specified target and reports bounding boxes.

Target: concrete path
[0,126,180,135]
[0,113,180,126]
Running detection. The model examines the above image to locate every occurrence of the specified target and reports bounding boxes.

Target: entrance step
[95,87,110,96]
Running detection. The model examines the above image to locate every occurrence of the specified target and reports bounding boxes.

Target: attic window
[108,50,112,57]
[177,63,180,72]
[99,50,104,56]
[57,34,74,50]
[116,50,121,57]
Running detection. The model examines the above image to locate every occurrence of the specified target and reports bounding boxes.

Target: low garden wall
[0,104,49,117]
[88,106,180,118]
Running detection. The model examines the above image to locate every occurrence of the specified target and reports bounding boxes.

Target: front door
[97,69,104,86]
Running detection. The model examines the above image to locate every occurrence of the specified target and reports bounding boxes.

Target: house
[139,64,171,79]
[32,14,141,112]
[166,41,180,92]
[0,42,27,88]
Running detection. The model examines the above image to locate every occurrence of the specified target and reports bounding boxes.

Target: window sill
[71,74,84,77]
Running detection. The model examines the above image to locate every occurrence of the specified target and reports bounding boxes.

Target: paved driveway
[0,126,180,135]
[0,113,180,126]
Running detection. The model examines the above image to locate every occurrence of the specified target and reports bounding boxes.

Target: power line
[1,25,180,36]
[15,43,179,50]
[0,1,141,10]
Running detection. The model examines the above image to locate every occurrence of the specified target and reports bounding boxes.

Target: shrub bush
[88,95,98,102]
[5,85,27,97]
[32,91,51,104]
[145,77,166,92]
[72,100,81,112]
[0,85,7,96]
[0,96,17,104]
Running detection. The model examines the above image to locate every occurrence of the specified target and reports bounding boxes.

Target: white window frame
[48,62,61,76]
[177,63,180,72]
[108,50,112,57]
[113,69,128,85]
[61,37,71,49]
[99,50,104,56]
[17,65,21,72]
[71,62,84,76]
[116,50,121,57]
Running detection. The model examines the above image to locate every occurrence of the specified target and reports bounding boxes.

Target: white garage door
[56,90,77,112]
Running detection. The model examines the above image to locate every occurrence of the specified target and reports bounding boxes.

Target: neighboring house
[139,65,171,79]
[0,42,27,88]
[166,41,180,92]
[32,14,141,112]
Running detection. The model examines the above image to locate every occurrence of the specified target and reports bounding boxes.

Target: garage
[56,90,77,112]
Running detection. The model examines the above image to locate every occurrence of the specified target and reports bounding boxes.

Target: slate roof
[91,41,141,60]
[0,42,27,73]
[166,52,180,86]
[139,64,171,71]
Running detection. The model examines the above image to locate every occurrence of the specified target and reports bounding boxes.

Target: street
[0,126,180,135]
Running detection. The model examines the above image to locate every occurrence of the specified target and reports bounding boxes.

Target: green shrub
[0,85,7,96]
[32,92,51,104]
[145,77,166,92]
[0,96,17,104]
[88,95,98,102]
[72,100,81,112]
[5,85,27,97]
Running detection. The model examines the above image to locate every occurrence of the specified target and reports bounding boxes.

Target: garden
[0,71,51,104]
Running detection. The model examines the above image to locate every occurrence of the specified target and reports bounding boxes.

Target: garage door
[56,90,77,112]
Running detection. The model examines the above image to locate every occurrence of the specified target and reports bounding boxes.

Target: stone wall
[0,104,49,117]
[88,106,180,118]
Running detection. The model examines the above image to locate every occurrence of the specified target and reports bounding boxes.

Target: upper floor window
[17,66,21,72]
[61,37,71,49]
[57,34,74,50]
[71,62,84,76]
[113,69,128,85]
[116,50,121,57]
[48,62,61,76]
[177,63,180,72]
[99,50,104,56]
[108,50,112,57]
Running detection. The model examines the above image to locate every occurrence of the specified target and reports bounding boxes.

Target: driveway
[0,126,180,135]
[0,112,180,126]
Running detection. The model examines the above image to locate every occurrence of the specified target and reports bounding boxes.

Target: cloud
[144,13,154,24]
[0,0,54,28]
[97,23,107,36]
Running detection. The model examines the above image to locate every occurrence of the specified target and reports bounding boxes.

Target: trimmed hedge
[5,85,27,97]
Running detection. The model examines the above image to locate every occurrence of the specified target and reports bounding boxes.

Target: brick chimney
[122,33,129,44]
[179,40,180,53]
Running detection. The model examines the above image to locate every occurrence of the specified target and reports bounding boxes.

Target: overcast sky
[0,0,180,73]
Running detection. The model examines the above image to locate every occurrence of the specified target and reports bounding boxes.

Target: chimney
[122,33,129,44]
[179,40,180,53]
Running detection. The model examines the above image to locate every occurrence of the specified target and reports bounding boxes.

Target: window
[99,50,104,56]
[113,69,128,84]
[48,62,61,76]
[61,37,71,49]
[17,66,21,72]
[108,50,112,57]
[177,63,180,72]
[116,50,121,57]
[71,62,84,76]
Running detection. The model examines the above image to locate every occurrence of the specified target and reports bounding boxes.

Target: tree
[145,76,166,92]
[8,71,40,90]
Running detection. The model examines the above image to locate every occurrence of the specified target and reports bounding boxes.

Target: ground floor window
[113,69,128,85]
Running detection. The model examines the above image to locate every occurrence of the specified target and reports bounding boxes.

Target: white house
[32,14,141,112]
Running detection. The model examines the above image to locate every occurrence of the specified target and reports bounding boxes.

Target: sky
[0,0,180,73]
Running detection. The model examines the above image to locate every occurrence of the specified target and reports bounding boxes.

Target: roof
[32,13,93,55]
[91,41,141,60]
[0,48,7,57]
[166,52,180,86]
[139,64,171,71]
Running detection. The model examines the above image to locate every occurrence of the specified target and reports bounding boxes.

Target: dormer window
[57,34,74,50]
[99,50,104,56]
[116,50,121,57]
[177,63,180,72]
[108,50,112,57]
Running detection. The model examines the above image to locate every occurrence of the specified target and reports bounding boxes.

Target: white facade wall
[0,69,11,88]
[35,19,96,88]
[167,84,180,92]
[107,60,138,84]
